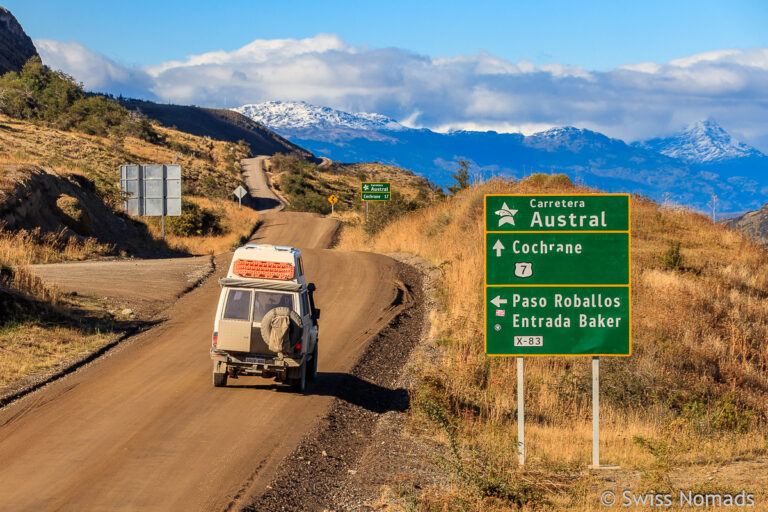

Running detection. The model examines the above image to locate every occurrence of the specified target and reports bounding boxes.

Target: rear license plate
[246,357,266,364]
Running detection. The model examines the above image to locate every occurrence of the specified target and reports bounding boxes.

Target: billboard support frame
[120,164,182,240]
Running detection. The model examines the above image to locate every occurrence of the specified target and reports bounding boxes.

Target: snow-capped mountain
[233,101,405,132]
[234,101,768,212]
[639,119,762,163]
[524,126,627,153]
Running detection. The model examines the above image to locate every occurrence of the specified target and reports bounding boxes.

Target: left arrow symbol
[490,296,507,308]
[493,239,504,257]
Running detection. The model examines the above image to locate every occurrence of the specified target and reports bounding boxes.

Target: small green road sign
[484,194,631,356]
[361,182,391,201]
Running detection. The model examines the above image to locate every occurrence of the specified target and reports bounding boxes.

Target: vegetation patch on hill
[339,174,768,510]
[266,154,443,222]
[0,59,261,259]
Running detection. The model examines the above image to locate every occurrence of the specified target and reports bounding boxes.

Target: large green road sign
[361,182,391,201]
[484,194,631,356]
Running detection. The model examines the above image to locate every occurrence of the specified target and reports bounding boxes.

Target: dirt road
[0,188,412,509]
[241,156,284,212]
[31,256,213,315]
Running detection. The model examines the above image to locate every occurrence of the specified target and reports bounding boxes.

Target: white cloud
[35,35,768,152]
[35,39,156,99]
[432,121,556,135]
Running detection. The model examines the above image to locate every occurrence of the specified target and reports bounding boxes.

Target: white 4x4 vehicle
[210,244,318,392]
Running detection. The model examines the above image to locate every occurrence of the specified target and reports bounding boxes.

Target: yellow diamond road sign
[328,194,338,205]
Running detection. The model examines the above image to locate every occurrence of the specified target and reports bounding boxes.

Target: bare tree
[706,194,718,223]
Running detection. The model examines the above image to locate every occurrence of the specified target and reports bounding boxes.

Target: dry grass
[0,320,116,390]
[143,196,260,255]
[0,229,125,395]
[0,114,249,204]
[0,227,113,266]
[338,175,768,509]
[0,227,113,309]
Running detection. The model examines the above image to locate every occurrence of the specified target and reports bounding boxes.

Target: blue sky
[6,1,768,151]
[7,0,767,69]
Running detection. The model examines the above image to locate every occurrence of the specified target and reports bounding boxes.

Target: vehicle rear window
[252,291,294,323]
[224,289,251,320]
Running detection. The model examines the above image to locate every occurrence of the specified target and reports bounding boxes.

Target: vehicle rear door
[217,288,252,352]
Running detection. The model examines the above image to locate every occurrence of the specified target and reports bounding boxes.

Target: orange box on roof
[232,259,295,280]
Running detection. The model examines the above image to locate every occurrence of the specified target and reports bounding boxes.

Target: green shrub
[163,199,223,236]
[288,193,330,214]
[0,56,161,141]
[662,240,683,270]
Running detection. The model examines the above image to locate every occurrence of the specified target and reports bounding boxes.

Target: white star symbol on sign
[495,202,517,226]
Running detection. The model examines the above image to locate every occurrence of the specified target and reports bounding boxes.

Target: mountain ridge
[121,99,312,158]
[233,101,768,212]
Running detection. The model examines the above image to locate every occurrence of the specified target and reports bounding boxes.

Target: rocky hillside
[724,203,768,245]
[0,7,37,75]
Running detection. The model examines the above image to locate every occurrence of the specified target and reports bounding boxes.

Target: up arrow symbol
[493,240,504,257]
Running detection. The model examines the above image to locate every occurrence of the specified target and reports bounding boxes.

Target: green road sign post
[484,193,631,468]
[361,182,391,220]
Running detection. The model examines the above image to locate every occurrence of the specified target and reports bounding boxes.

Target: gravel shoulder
[243,253,451,512]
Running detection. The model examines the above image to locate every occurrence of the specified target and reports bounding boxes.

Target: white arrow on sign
[490,296,507,308]
[493,239,505,257]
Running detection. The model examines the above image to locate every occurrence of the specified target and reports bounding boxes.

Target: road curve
[241,156,284,212]
[0,188,409,508]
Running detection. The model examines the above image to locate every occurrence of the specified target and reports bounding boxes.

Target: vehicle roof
[226,244,305,282]
[231,244,300,265]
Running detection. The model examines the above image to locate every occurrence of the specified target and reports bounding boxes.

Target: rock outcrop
[724,204,768,246]
[0,7,38,75]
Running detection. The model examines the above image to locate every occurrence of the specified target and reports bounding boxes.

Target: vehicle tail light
[212,332,218,348]
[294,342,301,353]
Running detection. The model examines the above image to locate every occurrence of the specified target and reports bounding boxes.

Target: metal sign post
[233,185,247,209]
[517,357,525,465]
[592,356,600,468]
[483,194,631,467]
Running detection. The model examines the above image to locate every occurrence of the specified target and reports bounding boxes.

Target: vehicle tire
[213,371,228,387]
[290,362,306,393]
[260,307,303,348]
[308,343,318,380]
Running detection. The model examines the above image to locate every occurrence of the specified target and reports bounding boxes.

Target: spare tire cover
[261,306,303,352]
